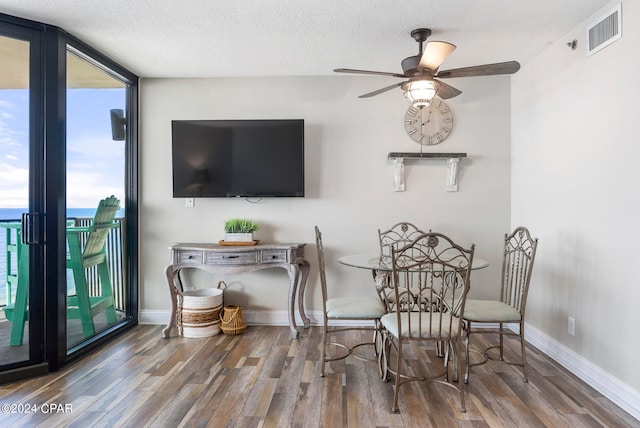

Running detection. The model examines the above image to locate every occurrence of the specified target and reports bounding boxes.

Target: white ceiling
[0,0,612,78]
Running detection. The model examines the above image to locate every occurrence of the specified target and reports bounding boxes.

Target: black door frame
[0,12,139,382]
[0,13,48,383]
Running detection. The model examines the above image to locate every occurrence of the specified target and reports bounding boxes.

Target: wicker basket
[220,305,247,335]
[178,288,223,338]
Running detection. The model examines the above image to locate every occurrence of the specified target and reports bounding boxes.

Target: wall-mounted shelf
[387,152,468,192]
[388,152,467,159]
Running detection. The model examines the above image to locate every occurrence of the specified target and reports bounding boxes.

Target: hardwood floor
[0,324,637,427]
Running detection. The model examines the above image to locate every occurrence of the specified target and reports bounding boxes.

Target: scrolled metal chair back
[376,222,428,311]
[500,226,538,316]
[390,232,475,340]
[378,222,427,265]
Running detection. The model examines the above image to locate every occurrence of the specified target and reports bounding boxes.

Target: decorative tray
[218,240,260,246]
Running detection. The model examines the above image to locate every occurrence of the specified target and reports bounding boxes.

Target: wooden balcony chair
[1,223,28,346]
[2,196,120,345]
[315,226,387,377]
[66,195,120,337]
[463,226,539,383]
[380,232,475,413]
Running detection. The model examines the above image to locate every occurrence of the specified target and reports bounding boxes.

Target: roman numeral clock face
[404,98,454,145]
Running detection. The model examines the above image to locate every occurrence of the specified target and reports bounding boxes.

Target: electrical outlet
[568,316,576,336]
[185,198,194,208]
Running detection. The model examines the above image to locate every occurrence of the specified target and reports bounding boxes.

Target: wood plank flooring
[0,324,637,427]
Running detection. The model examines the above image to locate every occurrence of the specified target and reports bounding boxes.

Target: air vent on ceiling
[586,3,621,56]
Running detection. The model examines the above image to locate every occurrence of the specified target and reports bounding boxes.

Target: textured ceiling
[0,0,612,78]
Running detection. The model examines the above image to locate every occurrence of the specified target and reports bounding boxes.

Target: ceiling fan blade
[436,61,520,78]
[419,41,456,71]
[433,79,462,99]
[359,81,406,98]
[334,68,407,78]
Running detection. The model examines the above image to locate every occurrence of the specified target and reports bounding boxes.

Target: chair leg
[320,318,328,377]
[9,248,29,346]
[520,322,529,382]
[391,337,402,413]
[443,341,450,381]
[97,262,117,323]
[379,330,390,381]
[498,322,505,361]
[373,321,387,379]
[72,268,96,337]
[67,234,95,337]
[464,321,471,383]
[447,340,459,382]
[372,321,380,357]
[455,339,466,412]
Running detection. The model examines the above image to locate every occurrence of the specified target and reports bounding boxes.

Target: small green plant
[224,218,260,234]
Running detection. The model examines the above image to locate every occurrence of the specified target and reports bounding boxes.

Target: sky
[0,90,28,208]
[0,87,126,209]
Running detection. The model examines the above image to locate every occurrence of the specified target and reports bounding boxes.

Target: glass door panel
[65,49,127,348]
[0,35,32,365]
[1,15,137,380]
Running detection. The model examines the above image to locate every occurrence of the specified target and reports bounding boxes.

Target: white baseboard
[523,322,640,422]
[139,309,367,327]
[139,309,310,326]
[139,310,639,421]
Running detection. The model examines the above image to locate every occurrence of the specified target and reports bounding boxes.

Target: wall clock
[404,98,454,145]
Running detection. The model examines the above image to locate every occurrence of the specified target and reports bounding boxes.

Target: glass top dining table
[337,254,489,271]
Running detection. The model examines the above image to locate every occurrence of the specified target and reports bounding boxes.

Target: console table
[163,242,310,339]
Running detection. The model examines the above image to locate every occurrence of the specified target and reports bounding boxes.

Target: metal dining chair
[376,222,428,312]
[380,231,475,413]
[463,226,539,383]
[315,226,387,377]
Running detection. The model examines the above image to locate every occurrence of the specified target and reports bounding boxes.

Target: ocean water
[0,208,123,306]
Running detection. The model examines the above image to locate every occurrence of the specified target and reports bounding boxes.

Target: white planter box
[224,233,254,242]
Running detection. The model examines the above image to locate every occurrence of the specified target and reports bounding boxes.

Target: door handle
[21,212,41,245]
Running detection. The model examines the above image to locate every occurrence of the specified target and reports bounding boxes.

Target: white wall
[512,0,640,415]
[138,2,640,419]
[139,75,511,322]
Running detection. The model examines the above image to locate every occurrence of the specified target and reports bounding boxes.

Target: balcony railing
[0,217,126,312]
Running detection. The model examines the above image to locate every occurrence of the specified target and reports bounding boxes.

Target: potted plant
[224,218,260,242]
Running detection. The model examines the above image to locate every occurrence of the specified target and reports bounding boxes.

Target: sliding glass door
[65,48,129,348]
[0,21,47,379]
[0,13,138,382]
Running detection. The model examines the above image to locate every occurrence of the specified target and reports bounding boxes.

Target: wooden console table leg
[162,265,180,338]
[286,264,300,339]
[296,259,311,328]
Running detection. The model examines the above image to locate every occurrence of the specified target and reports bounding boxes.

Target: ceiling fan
[334,28,520,105]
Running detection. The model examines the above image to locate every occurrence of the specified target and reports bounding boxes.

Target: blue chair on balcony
[66,195,120,337]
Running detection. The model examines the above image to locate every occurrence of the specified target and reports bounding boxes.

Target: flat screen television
[171,119,304,198]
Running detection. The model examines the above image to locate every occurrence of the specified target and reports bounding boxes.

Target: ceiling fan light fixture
[402,79,436,107]
[419,41,457,71]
